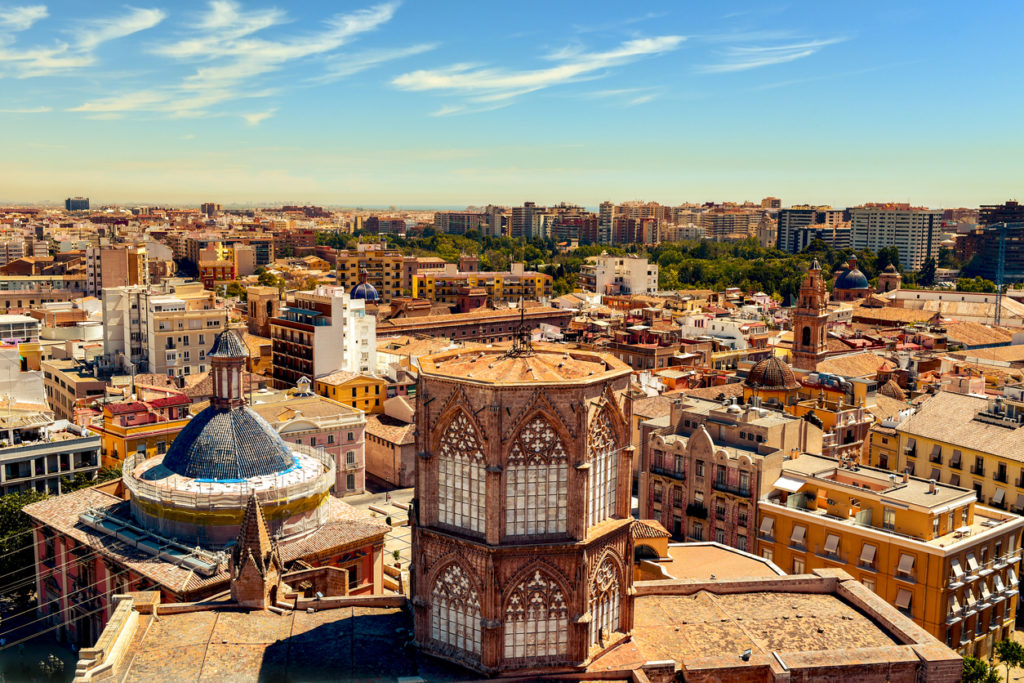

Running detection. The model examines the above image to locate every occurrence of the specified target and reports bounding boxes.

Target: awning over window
[930,468,940,481]
[824,534,840,555]
[897,553,916,575]
[759,517,774,536]
[949,595,961,614]
[950,474,960,487]
[772,475,804,493]
[993,488,1006,505]
[1016,494,1024,512]
[980,581,992,600]
[967,553,980,572]
[994,574,1005,592]
[904,438,916,452]
[930,444,941,460]
[790,525,806,546]
[951,449,962,466]
[895,588,913,610]
[950,558,964,579]
[1009,568,1018,586]
[860,544,877,565]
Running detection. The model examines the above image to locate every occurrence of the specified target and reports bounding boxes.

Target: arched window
[587,410,617,529]
[801,325,811,346]
[431,563,481,656]
[589,556,621,647]
[437,413,486,534]
[503,570,569,660]
[505,417,568,537]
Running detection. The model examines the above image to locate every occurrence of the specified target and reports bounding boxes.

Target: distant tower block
[411,341,635,674]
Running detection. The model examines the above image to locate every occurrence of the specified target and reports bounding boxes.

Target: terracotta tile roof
[377,306,570,330]
[278,497,389,562]
[942,321,1014,348]
[951,344,1024,364]
[815,352,892,378]
[683,382,745,401]
[899,391,1024,462]
[631,394,680,421]
[851,304,936,324]
[632,519,670,539]
[364,414,415,446]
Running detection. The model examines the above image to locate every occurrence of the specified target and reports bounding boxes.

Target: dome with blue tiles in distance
[834,257,870,291]
[348,268,380,302]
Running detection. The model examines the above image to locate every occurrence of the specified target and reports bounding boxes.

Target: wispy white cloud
[628,94,656,105]
[0,105,50,112]
[0,6,165,77]
[393,35,685,115]
[242,109,275,126]
[0,4,47,32]
[698,37,845,73]
[74,1,401,117]
[572,12,668,34]
[312,42,436,83]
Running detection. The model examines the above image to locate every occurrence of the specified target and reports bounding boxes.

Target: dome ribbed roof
[835,266,870,291]
[162,406,296,480]
[350,282,379,301]
[745,356,800,392]
[209,330,249,358]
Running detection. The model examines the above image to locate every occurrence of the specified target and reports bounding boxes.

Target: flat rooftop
[654,543,784,581]
[107,606,472,683]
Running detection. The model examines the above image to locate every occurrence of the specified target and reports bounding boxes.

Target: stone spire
[230,494,282,609]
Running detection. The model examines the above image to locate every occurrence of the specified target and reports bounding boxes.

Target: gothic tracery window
[438,413,486,534]
[587,410,617,529]
[505,417,568,537]
[503,569,569,660]
[589,556,621,647]
[431,563,482,656]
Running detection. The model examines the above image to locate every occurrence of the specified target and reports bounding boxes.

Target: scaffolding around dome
[123,442,335,547]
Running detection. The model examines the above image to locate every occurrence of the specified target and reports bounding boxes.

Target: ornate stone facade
[411,345,634,674]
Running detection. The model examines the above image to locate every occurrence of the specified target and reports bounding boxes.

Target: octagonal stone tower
[411,338,634,675]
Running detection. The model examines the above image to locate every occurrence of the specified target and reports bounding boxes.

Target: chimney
[902,471,910,483]
[928,479,936,494]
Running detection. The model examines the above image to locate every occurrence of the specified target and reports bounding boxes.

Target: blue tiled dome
[350,282,379,301]
[161,406,296,481]
[835,267,870,291]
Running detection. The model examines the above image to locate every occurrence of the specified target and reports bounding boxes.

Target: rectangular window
[327,434,335,444]
[883,507,896,531]
[793,557,805,574]
[790,525,807,548]
[758,516,774,539]
[714,528,725,544]
[861,576,876,593]
[346,473,355,490]
[897,553,916,579]
[695,460,704,477]
[761,548,774,562]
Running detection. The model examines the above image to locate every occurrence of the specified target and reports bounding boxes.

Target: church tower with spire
[792,259,830,371]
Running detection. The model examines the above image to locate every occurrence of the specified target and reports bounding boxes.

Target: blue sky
[1,1,1021,208]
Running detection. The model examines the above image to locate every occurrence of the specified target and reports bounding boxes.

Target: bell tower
[792,259,829,371]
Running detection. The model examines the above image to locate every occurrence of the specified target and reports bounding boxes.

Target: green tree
[995,639,1024,682]
[876,246,902,273]
[938,246,960,269]
[0,489,49,591]
[917,257,937,287]
[957,276,997,293]
[963,656,1001,683]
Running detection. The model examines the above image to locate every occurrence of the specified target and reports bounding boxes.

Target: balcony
[686,502,708,519]
[994,471,1009,484]
[650,465,685,482]
[815,544,847,564]
[971,466,985,477]
[713,479,752,497]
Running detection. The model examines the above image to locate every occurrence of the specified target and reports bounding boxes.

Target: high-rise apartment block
[776,206,848,253]
[849,204,943,270]
[102,280,227,376]
[200,202,222,216]
[269,285,376,388]
[433,211,486,235]
[579,254,658,295]
[85,244,148,297]
[65,197,89,211]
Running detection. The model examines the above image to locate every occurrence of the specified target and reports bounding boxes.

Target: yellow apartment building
[95,395,192,468]
[878,389,1024,513]
[314,371,385,414]
[411,262,552,304]
[757,452,1024,660]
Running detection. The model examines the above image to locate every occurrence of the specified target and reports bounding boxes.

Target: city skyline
[1,0,1022,206]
